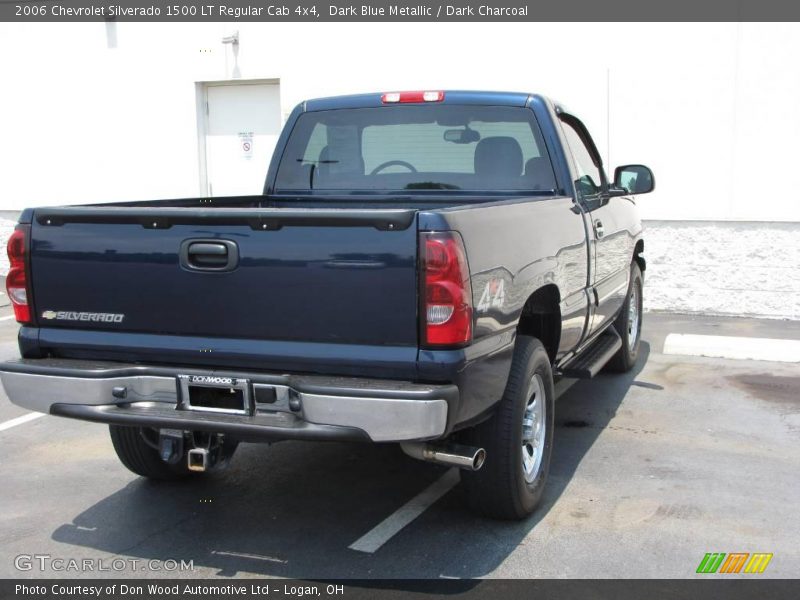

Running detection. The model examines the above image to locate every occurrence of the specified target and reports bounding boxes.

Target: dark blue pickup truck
[0,90,653,519]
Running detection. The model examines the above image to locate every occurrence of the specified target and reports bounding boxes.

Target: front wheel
[462,336,555,520]
[606,261,643,372]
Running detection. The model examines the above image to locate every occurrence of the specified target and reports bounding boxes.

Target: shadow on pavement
[51,343,650,579]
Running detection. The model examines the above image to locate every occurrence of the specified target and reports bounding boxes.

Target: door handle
[180,239,239,272]
[594,220,605,238]
[188,243,228,267]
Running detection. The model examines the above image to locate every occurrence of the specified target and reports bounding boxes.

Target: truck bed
[20,192,564,385]
[25,197,430,378]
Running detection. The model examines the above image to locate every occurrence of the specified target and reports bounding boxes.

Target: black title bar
[4,579,800,600]
[3,0,800,21]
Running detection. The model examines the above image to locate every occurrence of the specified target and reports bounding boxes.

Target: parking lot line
[210,550,287,564]
[0,315,15,321]
[0,412,44,432]
[664,333,800,363]
[349,467,460,554]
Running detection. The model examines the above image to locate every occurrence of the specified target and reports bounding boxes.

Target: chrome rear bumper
[0,359,456,443]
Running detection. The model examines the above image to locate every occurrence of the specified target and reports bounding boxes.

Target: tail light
[420,231,472,347]
[6,226,32,323]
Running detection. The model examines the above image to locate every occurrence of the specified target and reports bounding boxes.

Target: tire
[462,336,555,520]
[109,425,193,481]
[606,262,643,372]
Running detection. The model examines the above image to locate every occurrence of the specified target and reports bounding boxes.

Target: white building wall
[0,22,797,318]
[645,221,800,320]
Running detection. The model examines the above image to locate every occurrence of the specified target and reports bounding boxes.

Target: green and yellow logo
[696,552,773,574]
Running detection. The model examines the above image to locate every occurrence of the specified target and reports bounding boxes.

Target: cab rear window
[274,105,556,193]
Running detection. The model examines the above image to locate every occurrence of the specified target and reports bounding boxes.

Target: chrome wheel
[627,281,640,351]
[521,373,546,483]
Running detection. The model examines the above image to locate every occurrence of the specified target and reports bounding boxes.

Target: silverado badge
[41,310,125,323]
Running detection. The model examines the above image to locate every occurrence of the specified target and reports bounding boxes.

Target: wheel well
[634,239,645,272]
[517,285,561,363]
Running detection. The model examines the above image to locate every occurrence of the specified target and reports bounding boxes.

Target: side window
[559,118,603,200]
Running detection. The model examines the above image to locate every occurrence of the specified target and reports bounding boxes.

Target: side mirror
[612,164,655,195]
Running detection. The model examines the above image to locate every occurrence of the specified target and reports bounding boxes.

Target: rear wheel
[606,262,643,372]
[463,336,555,520]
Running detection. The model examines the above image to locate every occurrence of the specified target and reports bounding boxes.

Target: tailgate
[28,208,419,349]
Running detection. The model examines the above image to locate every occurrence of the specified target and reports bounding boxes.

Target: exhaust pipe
[187,448,209,472]
[401,442,486,471]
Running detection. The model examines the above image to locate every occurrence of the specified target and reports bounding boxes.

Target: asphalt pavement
[0,302,798,579]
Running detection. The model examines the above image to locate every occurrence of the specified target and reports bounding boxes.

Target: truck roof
[304,90,540,112]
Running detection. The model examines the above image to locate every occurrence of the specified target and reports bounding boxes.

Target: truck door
[558,114,631,338]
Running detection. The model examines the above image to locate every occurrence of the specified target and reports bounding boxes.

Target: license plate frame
[177,375,252,415]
